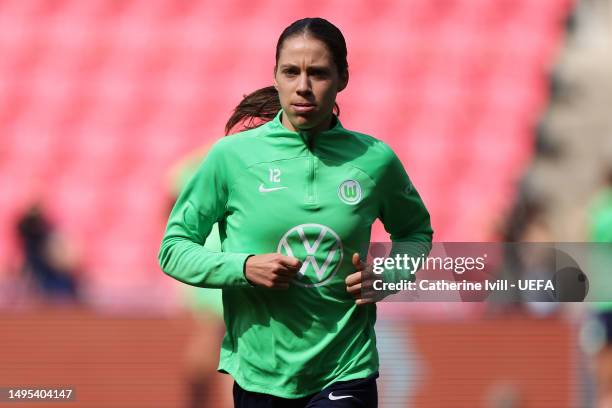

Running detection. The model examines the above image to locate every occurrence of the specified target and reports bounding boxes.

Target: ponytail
[225,86,281,135]
[225,85,342,135]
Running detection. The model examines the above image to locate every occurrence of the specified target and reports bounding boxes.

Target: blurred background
[1,0,612,406]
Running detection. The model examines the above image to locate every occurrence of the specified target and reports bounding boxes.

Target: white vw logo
[277,223,343,287]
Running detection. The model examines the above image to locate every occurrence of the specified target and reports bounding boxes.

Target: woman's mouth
[292,103,315,113]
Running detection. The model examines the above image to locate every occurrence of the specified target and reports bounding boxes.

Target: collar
[267,109,345,140]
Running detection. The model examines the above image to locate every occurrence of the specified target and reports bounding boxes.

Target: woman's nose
[296,73,311,93]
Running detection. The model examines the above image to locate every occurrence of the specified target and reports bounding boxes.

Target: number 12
[269,168,281,183]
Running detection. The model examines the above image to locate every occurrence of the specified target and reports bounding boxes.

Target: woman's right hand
[244,254,302,289]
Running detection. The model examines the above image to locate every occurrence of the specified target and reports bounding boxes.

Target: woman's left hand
[345,253,378,305]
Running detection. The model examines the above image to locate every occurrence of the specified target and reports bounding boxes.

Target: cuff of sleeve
[381,267,417,284]
[243,254,256,286]
[225,253,256,287]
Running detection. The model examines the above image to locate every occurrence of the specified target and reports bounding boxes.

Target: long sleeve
[158,140,253,288]
[377,146,433,243]
[376,146,433,282]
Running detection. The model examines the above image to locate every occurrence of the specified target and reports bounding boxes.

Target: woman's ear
[273,67,278,90]
[338,70,349,92]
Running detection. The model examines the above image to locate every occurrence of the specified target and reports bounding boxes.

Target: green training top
[158,109,433,398]
[588,188,612,311]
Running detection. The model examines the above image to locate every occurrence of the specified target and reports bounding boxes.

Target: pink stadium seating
[0,0,574,307]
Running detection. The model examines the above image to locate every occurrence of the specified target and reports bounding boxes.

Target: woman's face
[274,34,348,133]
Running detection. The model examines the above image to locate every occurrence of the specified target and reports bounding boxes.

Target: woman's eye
[284,70,298,76]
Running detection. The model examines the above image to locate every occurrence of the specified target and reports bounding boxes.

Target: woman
[159,17,433,407]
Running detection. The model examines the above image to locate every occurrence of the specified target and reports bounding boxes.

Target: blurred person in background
[511,200,559,315]
[588,167,612,242]
[15,203,80,303]
[498,194,558,315]
[587,166,612,407]
[159,17,432,407]
[166,147,233,408]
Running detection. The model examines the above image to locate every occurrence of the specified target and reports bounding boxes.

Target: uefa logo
[277,224,344,287]
[338,180,362,205]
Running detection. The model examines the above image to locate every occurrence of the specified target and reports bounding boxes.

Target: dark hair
[224,18,348,135]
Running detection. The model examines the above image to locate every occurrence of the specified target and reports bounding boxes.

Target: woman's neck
[281,112,334,134]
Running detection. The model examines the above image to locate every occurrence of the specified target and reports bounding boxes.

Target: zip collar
[267,109,345,143]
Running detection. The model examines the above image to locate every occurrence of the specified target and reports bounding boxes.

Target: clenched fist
[244,254,302,289]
